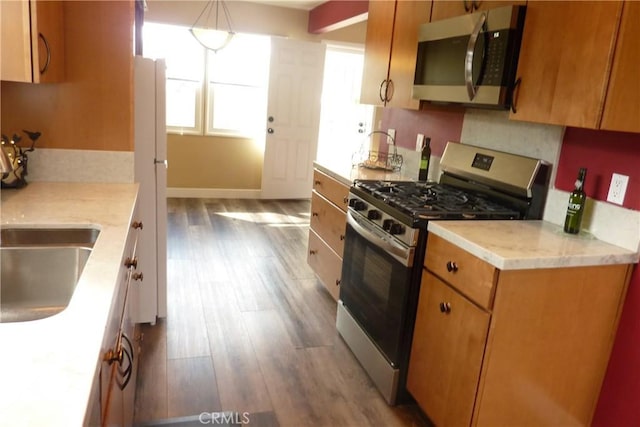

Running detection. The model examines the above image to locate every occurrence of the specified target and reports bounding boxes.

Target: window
[143,22,271,137]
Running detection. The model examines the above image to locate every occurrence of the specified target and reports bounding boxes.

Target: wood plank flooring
[133,198,430,427]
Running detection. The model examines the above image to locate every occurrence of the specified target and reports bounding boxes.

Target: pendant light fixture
[190,0,235,53]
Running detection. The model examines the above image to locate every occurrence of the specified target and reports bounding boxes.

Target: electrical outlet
[607,173,629,205]
[387,128,396,145]
[416,134,425,152]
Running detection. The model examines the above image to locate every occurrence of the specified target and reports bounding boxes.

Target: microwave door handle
[346,211,412,267]
[465,12,487,101]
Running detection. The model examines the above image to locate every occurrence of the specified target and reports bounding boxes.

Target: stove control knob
[389,223,405,235]
[382,219,394,231]
[367,210,381,220]
[349,199,367,211]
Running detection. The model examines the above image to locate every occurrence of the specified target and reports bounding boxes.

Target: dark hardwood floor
[133,198,429,427]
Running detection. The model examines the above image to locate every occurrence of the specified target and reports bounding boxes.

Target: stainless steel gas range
[336,142,550,405]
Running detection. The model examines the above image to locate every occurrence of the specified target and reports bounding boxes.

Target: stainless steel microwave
[412,5,526,109]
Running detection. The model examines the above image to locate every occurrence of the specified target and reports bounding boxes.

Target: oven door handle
[347,211,413,267]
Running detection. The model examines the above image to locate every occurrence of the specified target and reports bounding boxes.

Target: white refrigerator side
[133,56,168,324]
[155,59,168,319]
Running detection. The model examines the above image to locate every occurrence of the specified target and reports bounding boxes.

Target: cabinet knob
[314,180,322,185]
[340,235,345,241]
[309,250,317,255]
[131,221,143,230]
[335,279,341,286]
[125,257,138,269]
[312,212,319,217]
[343,196,348,204]
[439,302,452,314]
[132,272,144,281]
[446,261,458,273]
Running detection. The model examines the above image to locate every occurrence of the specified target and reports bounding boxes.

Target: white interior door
[261,37,326,199]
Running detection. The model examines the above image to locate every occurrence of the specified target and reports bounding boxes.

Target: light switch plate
[387,128,396,145]
[607,173,629,205]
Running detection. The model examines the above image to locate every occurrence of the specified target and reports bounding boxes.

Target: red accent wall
[556,127,640,210]
[594,267,640,426]
[308,0,369,34]
[556,127,640,425]
[380,106,465,156]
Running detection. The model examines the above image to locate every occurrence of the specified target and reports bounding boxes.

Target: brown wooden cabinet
[360,0,430,109]
[0,0,64,83]
[600,1,640,133]
[408,233,632,426]
[509,0,639,132]
[307,169,349,301]
[96,214,142,427]
[430,0,525,21]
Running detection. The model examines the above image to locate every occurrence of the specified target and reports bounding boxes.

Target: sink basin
[0,227,99,323]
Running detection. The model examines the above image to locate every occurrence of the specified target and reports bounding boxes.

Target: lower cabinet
[307,168,349,301]
[89,214,143,426]
[408,234,632,426]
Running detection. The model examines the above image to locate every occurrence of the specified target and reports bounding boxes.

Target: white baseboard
[166,187,262,199]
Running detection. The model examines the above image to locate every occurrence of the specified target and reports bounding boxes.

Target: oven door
[339,210,415,367]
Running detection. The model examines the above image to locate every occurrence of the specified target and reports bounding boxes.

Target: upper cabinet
[1,0,65,83]
[360,0,430,109]
[431,0,526,21]
[600,1,640,133]
[509,1,639,132]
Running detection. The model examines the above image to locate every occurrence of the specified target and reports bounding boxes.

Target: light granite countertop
[428,220,639,270]
[0,182,139,426]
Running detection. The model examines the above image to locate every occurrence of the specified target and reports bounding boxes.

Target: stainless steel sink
[0,227,99,323]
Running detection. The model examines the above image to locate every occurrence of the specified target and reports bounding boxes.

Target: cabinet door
[33,0,65,83]
[509,1,623,128]
[360,0,396,106]
[407,271,490,427]
[386,1,430,109]
[600,1,640,133]
[0,0,32,82]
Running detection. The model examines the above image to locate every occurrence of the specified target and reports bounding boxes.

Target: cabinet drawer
[407,270,490,427]
[425,234,498,309]
[310,192,347,257]
[307,230,342,301]
[312,169,349,212]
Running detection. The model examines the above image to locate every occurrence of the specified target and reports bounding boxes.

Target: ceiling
[241,0,326,11]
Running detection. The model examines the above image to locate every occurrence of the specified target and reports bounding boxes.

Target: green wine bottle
[418,137,431,181]
[563,167,587,234]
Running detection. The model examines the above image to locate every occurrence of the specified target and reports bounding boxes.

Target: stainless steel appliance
[412,5,526,109]
[336,142,549,405]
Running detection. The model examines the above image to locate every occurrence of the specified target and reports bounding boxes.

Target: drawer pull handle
[309,250,317,255]
[446,261,458,273]
[125,257,138,269]
[131,221,143,230]
[343,196,348,204]
[439,302,452,314]
[340,235,345,241]
[314,180,322,185]
[335,279,341,286]
[132,272,144,281]
[312,212,319,217]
